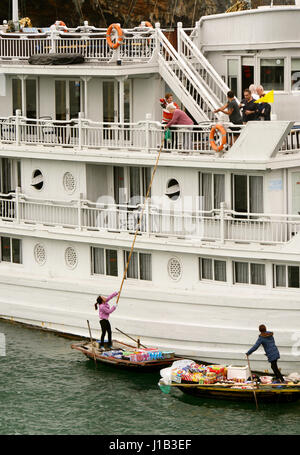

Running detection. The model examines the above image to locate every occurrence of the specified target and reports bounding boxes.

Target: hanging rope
[116,136,164,305]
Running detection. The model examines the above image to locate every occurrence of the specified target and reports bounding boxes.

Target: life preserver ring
[106,24,124,49]
[52,21,68,32]
[209,124,227,152]
[139,21,153,28]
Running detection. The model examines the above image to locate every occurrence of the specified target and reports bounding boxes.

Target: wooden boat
[71,340,180,370]
[158,380,300,403]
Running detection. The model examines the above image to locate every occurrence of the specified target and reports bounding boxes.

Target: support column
[116,76,128,123]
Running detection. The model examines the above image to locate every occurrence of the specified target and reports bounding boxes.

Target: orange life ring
[140,21,153,28]
[52,21,68,32]
[106,23,124,49]
[209,124,227,152]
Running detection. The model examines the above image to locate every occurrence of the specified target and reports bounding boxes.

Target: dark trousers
[99,319,112,346]
[271,360,284,382]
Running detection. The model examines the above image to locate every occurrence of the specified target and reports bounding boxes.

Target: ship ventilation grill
[168,257,182,281]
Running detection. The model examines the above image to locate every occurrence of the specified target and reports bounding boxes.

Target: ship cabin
[0,5,300,296]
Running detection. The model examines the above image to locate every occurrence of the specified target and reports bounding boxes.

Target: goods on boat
[158,359,300,403]
[71,339,178,369]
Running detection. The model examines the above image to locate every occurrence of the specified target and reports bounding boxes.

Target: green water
[0,320,300,435]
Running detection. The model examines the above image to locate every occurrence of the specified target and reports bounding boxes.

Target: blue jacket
[246,332,280,362]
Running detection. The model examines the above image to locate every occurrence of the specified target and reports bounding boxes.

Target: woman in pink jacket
[94,291,119,349]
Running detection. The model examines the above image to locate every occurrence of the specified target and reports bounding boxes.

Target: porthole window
[34,243,46,265]
[166,178,180,201]
[63,172,76,194]
[168,257,182,281]
[31,169,44,190]
[65,246,78,269]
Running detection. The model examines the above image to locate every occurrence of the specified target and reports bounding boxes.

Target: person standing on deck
[160,93,179,125]
[94,292,119,349]
[214,90,243,143]
[165,105,194,151]
[240,89,259,123]
[246,324,285,383]
[256,85,271,121]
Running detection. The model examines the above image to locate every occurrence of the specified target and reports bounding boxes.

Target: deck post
[177,22,183,56]
[78,193,83,231]
[15,109,21,146]
[78,111,83,151]
[15,186,20,224]
[220,201,225,244]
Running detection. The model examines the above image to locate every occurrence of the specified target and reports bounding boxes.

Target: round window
[31,169,44,190]
[65,246,78,269]
[166,179,180,201]
[168,257,182,281]
[34,243,46,265]
[63,172,76,194]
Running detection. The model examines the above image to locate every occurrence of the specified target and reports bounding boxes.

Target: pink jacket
[166,109,193,128]
[98,291,118,320]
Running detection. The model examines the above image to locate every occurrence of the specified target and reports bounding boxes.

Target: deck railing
[0,29,156,62]
[0,113,243,155]
[1,192,300,245]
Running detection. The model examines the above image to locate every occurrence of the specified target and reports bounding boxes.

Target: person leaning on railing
[214,90,243,144]
[165,104,194,151]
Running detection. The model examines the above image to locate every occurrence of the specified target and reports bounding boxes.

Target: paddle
[87,320,97,366]
[115,327,148,349]
[247,355,259,410]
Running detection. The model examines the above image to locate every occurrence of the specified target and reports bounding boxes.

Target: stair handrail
[156,27,221,121]
[178,25,231,103]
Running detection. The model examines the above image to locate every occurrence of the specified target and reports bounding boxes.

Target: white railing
[0,29,156,62]
[156,28,220,123]
[178,25,230,107]
[1,192,300,245]
[279,124,300,153]
[0,113,244,155]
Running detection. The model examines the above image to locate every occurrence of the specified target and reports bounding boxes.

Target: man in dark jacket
[256,85,271,121]
[246,324,284,383]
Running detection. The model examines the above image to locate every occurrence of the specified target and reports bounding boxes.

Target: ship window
[12,78,22,115]
[0,237,21,264]
[273,264,300,289]
[124,251,152,281]
[291,59,300,91]
[199,172,225,212]
[31,169,44,190]
[199,258,226,282]
[232,174,263,216]
[166,179,180,201]
[260,59,284,91]
[91,247,118,277]
[234,261,265,286]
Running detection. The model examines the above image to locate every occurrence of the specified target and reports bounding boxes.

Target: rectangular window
[199,257,226,282]
[124,251,152,281]
[274,264,300,289]
[91,247,118,277]
[199,173,225,212]
[233,174,263,215]
[26,79,37,119]
[227,59,239,98]
[1,237,21,264]
[234,261,265,285]
[12,78,22,115]
[260,58,284,91]
[291,58,300,91]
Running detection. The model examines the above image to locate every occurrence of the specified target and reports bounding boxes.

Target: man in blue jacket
[246,324,285,383]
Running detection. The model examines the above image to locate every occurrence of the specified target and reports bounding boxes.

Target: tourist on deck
[256,85,271,121]
[249,84,259,100]
[246,324,285,383]
[160,93,179,125]
[240,89,259,123]
[165,105,194,151]
[94,292,119,349]
[214,90,243,143]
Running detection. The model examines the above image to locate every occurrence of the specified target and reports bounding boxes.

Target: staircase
[156,26,231,123]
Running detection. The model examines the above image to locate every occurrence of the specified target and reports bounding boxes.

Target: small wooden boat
[71,340,180,370]
[159,380,300,403]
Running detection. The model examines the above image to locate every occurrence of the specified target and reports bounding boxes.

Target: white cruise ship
[0,1,300,373]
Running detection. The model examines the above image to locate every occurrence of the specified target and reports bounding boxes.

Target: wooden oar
[87,320,97,366]
[116,327,148,349]
[247,355,259,410]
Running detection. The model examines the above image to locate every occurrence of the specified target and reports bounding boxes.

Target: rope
[116,136,164,305]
